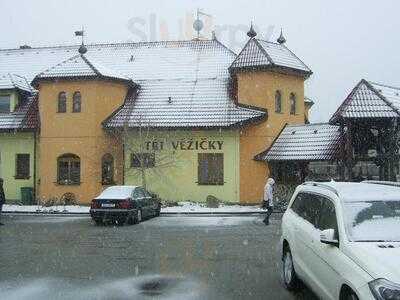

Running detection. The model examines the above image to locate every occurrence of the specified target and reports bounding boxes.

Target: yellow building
[229,32,312,203]
[104,29,312,204]
[32,52,135,203]
[1,25,312,204]
[0,74,37,202]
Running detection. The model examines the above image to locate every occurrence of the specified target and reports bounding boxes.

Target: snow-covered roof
[0,95,39,131]
[0,40,235,86]
[255,123,342,161]
[32,53,135,87]
[331,79,400,123]
[229,38,312,76]
[0,73,33,93]
[1,39,266,129]
[369,81,400,113]
[104,79,266,128]
[98,39,266,128]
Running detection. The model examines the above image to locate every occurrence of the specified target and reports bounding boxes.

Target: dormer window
[72,91,81,113]
[58,92,67,113]
[290,93,296,115]
[275,90,282,113]
[0,95,11,113]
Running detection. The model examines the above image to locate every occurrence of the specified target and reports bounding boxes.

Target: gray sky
[1,0,399,122]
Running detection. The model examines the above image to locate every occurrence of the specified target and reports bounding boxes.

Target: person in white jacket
[263,178,275,225]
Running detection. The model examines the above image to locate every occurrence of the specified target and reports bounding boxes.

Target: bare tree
[117,99,184,191]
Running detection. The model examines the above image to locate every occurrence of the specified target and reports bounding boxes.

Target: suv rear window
[291,192,323,227]
[291,192,338,234]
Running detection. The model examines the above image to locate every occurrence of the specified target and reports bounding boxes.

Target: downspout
[122,136,125,185]
[33,131,37,202]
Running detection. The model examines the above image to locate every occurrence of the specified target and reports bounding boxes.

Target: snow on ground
[3,201,263,214]
[2,205,90,214]
[161,201,263,213]
[0,275,202,300]
[144,216,260,227]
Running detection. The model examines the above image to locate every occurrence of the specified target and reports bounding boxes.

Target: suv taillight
[91,200,100,209]
[119,198,132,209]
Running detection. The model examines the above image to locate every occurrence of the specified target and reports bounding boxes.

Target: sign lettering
[144,139,224,151]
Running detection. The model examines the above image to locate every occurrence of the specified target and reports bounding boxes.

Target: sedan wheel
[94,219,103,226]
[127,213,135,225]
[155,205,161,217]
[282,248,301,290]
[116,218,125,226]
[134,209,142,224]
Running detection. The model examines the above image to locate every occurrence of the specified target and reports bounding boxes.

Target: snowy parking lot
[2,202,264,214]
[0,214,316,300]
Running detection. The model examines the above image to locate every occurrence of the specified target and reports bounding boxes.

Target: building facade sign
[145,139,224,151]
[125,130,239,203]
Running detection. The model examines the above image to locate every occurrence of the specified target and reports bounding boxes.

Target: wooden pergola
[330,79,400,181]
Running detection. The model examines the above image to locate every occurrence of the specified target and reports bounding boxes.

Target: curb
[3,211,88,216]
[3,211,282,216]
[160,211,272,215]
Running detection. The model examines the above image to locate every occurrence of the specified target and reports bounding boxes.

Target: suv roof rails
[302,181,339,196]
[362,180,400,187]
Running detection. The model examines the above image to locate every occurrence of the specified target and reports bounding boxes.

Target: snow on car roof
[313,182,400,202]
[95,185,139,199]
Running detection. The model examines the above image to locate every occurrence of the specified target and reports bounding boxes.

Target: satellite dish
[193,19,204,32]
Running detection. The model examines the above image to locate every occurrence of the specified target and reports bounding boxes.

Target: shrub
[206,195,220,208]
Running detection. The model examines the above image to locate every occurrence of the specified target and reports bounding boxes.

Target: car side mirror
[320,229,339,246]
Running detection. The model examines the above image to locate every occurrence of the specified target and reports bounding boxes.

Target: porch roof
[255,123,342,161]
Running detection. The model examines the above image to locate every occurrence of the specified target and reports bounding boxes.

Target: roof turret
[277,29,286,44]
[247,23,257,38]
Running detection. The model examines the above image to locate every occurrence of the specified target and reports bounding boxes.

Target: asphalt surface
[0,214,317,300]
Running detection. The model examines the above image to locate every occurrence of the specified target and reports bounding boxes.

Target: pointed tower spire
[247,22,257,38]
[277,29,286,44]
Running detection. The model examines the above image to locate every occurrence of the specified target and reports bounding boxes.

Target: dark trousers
[0,204,3,222]
[263,206,273,225]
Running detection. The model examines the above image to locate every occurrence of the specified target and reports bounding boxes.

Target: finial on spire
[247,22,257,38]
[75,27,87,54]
[78,43,87,54]
[277,28,286,44]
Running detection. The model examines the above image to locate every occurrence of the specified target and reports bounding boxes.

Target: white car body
[280,181,400,300]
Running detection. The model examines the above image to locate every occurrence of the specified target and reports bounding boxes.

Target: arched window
[275,90,282,113]
[57,154,80,185]
[101,154,114,185]
[72,91,81,113]
[58,92,67,113]
[290,93,296,115]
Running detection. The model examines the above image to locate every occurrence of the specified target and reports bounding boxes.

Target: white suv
[280,181,400,300]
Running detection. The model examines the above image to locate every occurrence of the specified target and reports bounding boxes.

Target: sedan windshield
[344,201,400,242]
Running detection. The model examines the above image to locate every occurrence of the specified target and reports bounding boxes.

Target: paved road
[0,214,316,300]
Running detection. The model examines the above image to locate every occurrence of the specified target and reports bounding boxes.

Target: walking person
[263,177,275,225]
[0,178,5,225]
